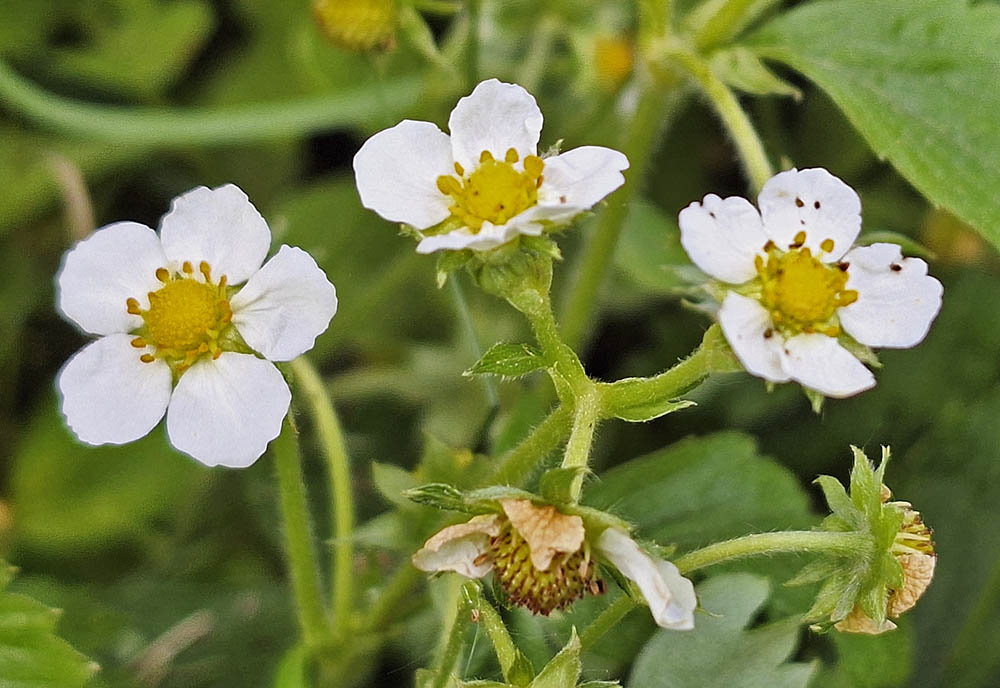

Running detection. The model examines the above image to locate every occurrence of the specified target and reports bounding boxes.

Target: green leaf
[609,395,697,423]
[710,46,801,99]
[749,0,1000,250]
[630,573,816,688]
[0,561,97,687]
[372,462,420,508]
[464,342,547,378]
[530,628,581,688]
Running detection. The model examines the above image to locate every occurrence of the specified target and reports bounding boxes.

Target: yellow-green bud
[312,0,397,53]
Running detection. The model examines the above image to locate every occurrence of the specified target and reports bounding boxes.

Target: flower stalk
[272,421,333,649]
[561,388,601,502]
[289,356,356,631]
[673,530,871,575]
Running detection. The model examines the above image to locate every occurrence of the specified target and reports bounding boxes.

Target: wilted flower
[678,168,943,398]
[796,446,936,633]
[412,498,695,629]
[56,185,338,468]
[354,79,629,253]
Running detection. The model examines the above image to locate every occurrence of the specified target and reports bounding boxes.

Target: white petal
[352,120,454,229]
[678,194,766,283]
[57,334,171,445]
[411,515,501,578]
[781,333,875,398]
[448,79,544,173]
[415,219,542,254]
[166,353,290,468]
[838,243,943,348]
[536,146,629,218]
[56,221,167,336]
[159,185,271,285]
[718,293,789,383]
[758,168,861,260]
[230,246,338,361]
[596,528,696,631]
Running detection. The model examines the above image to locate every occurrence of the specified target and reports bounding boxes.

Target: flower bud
[312,0,397,53]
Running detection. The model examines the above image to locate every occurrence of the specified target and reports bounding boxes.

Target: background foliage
[0,0,998,686]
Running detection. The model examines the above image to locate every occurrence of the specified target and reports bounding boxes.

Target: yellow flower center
[756,231,858,337]
[126,261,232,373]
[436,148,544,232]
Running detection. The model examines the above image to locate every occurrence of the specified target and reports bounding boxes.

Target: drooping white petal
[535,146,629,221]
[781,333,875,398]
[678,194,767,284]
[230,246,338,361]
[758,168,861,261]
[411,515,502,578]
[718,292,789,383]
[166,353,290,468]
[838,243,943,348]
[448,79,544,173]
[415,219,543,254]
[596,528,696,630]
[57,334,171,445]
[352,120,455,229]
[159,184,271,285]
[56,221,167,336]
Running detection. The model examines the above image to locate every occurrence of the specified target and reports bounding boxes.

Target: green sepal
[785,557,843,588]
[539,466,589,505]
[436,250,475,288]
[529,628,581,688]
[813,475,861,527]
[709,46,802,99]
[519,234,563,261]
[403,483,472,513]
[838,336,881,368]
[464,342,547,378]
[856,230,936,261]
[804,387,825,414]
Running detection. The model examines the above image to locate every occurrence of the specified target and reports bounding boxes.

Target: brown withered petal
[834,606,897,635]
[888,552,936,616]
[500,499,585,571]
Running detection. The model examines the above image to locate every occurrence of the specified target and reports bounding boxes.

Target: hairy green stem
[559,83,682,352]
[688,0,781,51]
[514,288,589,396]
[674,531,870,575]
[469,588,521,682]
[0,59,420,145]
[272,422,332,648]
[561,389,601,502]
[485,404,574,487]
[579,595,638,651]
[431,582,474,688]
[668,47,773,193]
[365,563,425,632]
[290,357,355,631]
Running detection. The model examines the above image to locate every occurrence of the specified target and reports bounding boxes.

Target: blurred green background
[1,0,998,686]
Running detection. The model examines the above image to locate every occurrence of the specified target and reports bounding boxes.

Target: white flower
[353,78,629,253]
[411,499,696,629]
[56,184,338,468]
[678,168,943,398]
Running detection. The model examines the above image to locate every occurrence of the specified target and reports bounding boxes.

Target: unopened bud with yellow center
[313,0,397,53]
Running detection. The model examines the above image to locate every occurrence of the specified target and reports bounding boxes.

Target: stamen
[139,354,155,363]
[199,261,212,282]
[820,238,835,253]
[479,150,494,163]
[182,261,193,274]
[126,298,142,315]
[453,162,464,176]
[130,337,147,348]
[505,147,519,163]
[155,268,170,283]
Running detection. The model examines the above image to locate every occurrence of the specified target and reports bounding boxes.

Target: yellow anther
[126,263,233,373]
[454,162,464,176]
[436,149,545,232]
[757,233,856,336]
